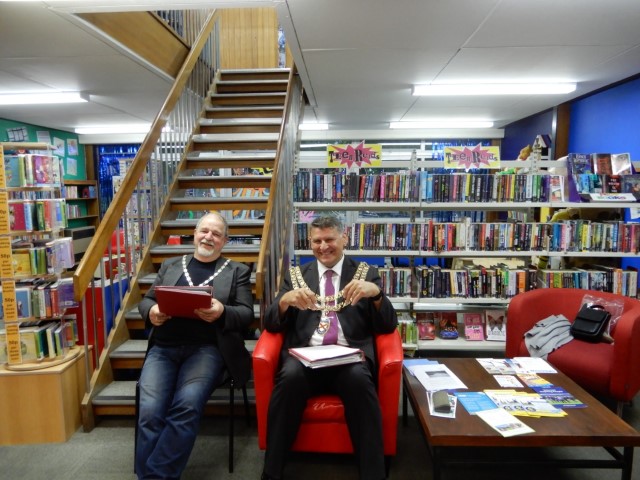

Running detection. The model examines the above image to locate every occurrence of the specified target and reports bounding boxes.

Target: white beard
[196,242,216,258]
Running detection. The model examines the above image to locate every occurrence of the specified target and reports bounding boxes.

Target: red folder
[154,286,213,319]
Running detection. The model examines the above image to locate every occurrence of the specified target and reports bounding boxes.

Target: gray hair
[310,215,344,233]
[196,211,229,237]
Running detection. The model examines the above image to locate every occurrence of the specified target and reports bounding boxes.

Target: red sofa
[506,288,640,413]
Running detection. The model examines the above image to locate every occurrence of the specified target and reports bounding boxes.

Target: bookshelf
[293,147,639,354]
[63,179,99,229]
[0,142,78,369]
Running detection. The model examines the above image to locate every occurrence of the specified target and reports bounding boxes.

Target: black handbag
[570,304,611,343]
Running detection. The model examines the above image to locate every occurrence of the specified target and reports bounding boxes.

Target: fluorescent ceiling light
[0,92,88,105]
[299,122,329,131]
[390,120,494,129]
[75,124,151,135]
[412,83,577,96]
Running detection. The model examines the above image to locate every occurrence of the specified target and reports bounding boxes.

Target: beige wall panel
[219,8,279,69]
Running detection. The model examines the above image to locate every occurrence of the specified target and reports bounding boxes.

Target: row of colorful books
[398,309,508,345]
[3,153,62,188]
[0,317,78,364]
[8,198,67,232]
[294,220,640,254]
[0,277,77,321]
[61,184,96,199]
[293,170,565,203]
[11,238,75,277]
[414,265,638,299]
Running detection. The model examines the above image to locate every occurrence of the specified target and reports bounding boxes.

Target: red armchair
[506,288,640,415]
[252,330,403,461]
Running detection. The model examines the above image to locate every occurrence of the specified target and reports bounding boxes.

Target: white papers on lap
[412,363,467,392]
[288,345,365,369]
[475,408,535,437]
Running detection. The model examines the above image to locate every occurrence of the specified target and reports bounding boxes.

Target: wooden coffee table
[402,358,640,480]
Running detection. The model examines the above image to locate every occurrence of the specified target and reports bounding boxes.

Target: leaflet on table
[454,391,497,415]
[483,390,566,417]
[412,363,467,392]
[154,285,213,319]
[475,408,535,437]
[493,375,524,388]
[476,357,557,375]
[532,386,586,408]
[403,358,440,376]
[288,345,364,369]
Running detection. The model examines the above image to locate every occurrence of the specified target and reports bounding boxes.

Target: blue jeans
[135,344,225,480]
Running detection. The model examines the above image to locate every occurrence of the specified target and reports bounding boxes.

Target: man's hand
[149,304,171,326]
[342,279,382,306]
[280,288,319,313]
[195,297,225,323]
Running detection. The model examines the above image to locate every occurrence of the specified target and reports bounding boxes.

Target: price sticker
[0,191,8,234]
[5,322,22,365]
[2,279,17,321]
[0,236,12,278]
[0,149,5,188]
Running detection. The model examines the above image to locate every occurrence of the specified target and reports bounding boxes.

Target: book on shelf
[603,175,623,193]
[4,154,26,187]
[611,152,633,175]
[416,312,436,340]
[592,153,613,175]
[288,344,365,369]
[485,308,507,341]
[437,311,459,340]
[462,312,485,341]
[621,174,640,195]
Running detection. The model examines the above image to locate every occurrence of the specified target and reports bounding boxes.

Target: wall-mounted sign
[444,144,501,170]
[327,142,382,168]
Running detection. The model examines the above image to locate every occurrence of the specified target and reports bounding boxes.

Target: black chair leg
[229,380,235,473]
[134,380,140,474]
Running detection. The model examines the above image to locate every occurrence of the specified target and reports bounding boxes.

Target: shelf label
[0,236,12,278]
[5,322,22,365]
[2,279,17,321]
[588,193,637,202]
[0,191,8,234]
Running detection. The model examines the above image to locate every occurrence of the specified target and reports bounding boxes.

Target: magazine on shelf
[154,285,213,319]
[288,345,365,369]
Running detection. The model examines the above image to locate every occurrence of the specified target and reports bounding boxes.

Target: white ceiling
[1,0,640,139]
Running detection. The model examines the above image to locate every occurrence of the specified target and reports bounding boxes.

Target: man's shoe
[261,473,280,480]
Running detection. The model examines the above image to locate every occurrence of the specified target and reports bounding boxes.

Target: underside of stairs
[86,68,291,426]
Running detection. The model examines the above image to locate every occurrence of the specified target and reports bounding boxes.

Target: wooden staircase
[87,68,291,423]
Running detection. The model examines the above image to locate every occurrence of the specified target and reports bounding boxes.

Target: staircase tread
[217,79,288,84]
[111,339,257,358]
[193,133,279,141]
[186,151,276,160]
[178,174,272,181]
[93,380,256,405]
[199,118,282,125]
[151,244,260,253]
[170,197,267,204]
[161,219,265,227]
[211,92,286,97]
[137,272,257,284]
[206,105,284,111]
[220,68,290,73]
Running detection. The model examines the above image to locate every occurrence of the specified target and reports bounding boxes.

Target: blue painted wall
[568,77,640,159]
[502,109,554,160]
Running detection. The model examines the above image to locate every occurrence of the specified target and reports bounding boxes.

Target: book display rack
[0,142,79,369]
[292,146,639,354]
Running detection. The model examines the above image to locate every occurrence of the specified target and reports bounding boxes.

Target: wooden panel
[219,8,279,69]
[0,349,86,445]
[79,12,188,77]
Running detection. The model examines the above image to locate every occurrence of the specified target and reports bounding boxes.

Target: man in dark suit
[261,215,398,480]
[136,212,253,479]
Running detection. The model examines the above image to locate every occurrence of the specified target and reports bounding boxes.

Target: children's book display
[1,143,77,368]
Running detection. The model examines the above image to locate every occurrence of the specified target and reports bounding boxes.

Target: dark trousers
[263,356,385,480]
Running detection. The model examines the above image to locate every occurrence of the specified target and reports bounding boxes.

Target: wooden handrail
[72,11,218,301]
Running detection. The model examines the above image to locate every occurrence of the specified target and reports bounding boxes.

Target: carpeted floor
[1,396,639,480]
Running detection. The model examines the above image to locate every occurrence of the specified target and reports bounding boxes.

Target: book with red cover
[154,286,213,319]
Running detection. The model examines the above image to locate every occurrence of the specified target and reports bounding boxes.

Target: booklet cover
[154,285,213,319]
[288,345,364,369]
